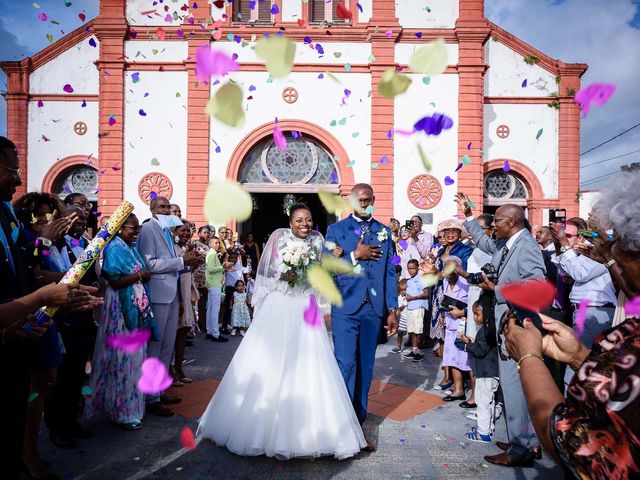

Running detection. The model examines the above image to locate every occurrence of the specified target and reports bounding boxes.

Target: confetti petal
[303,294,323,327]
[180,427,196,450]
[421,274,440,287]
[574,83,616,117]
[63,84,74,93]
[273,125,286,152]
[336,2,352,19]
[444,176,454,186]
[398,239,408,250]
[417,144,431,171]
[205,82,245,127]
[500,279,556,312]
[270,3,279,14]
[137,357,172,394]
[536,128,543,140]
[414,113,453,136]
[139,109,147,116]
[391,255,401,265]
[255,36,296,79]
[107,329,151,354]
[521,79,527,88]
[322,256,360,275]
[195,46,239,81]
[37,100,43,108]
[318,190,350,215]
[378,70,412,98]
[308,264,343,306]
[409,38,448,75]
[156,27,166,41]
[574,299,589,337]
[88,37,96,47]
[38,12,47,21]
[503,160,510,172]
[380,155,390,165]
[204,180,252,223]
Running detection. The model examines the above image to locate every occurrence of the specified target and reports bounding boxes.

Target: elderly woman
[427,221,474,366]
[439,256,472,402]
[85,213,156,431]
[505,169,640,478]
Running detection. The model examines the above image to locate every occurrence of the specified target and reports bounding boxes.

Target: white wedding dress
[197,229,366,460]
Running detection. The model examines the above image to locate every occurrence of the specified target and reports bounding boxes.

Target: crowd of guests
[0,136,262,480]
[1,129,638,479]
[386,173,640,474]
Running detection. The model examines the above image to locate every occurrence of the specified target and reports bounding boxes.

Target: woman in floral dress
[84,214,157,431]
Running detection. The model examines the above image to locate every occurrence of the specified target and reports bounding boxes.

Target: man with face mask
[136,196,203,416]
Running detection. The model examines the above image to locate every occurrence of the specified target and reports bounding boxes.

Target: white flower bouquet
[280,241,318,287]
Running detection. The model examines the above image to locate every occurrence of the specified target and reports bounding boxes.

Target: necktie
[163,228,176,256]
[497,246,509,273]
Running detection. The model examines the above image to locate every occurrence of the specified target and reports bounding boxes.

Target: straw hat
[436,219,470,238]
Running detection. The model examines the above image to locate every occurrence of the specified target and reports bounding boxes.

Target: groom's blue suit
[326,215,398,422]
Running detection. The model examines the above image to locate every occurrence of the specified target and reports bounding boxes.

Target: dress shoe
[442,394,466,402]
[496,441,542,459]
[146,402,175,417]
[161,393,182,405]
[458,401,477,409]
[49,431,76,449]
[484,451,534,468]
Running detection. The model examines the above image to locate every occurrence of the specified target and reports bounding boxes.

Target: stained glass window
[484,172,527,200]
[239,134,339,186]
[54,166,98,201]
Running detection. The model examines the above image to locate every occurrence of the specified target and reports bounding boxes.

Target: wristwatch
[388,308,398,315]
[559,245,571,254]
[37,237,52,247]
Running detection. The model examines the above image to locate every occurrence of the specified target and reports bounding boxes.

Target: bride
[197,204,366,459]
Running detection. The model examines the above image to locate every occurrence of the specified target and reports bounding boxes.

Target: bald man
[456,193,546,468]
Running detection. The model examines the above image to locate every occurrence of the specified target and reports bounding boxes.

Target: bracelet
[517,353,543,371]
[604,258,616,269]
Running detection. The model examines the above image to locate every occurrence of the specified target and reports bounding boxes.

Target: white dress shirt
[224,256,250,287]
[557,249,617,306]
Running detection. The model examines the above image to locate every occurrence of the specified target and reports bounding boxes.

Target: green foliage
[523,55,540,65]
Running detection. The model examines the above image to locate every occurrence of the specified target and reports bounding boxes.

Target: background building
[1,0,586,239]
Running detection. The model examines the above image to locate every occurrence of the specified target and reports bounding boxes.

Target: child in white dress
[230,280,251,336]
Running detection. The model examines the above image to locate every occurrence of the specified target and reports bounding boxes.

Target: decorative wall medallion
[496,124,510,139]
[74,121,88,136]
[138,172,173,204]
[282,87,299,104]
[407,174,442,209]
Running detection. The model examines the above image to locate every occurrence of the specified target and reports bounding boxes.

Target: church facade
[1,0,586,237]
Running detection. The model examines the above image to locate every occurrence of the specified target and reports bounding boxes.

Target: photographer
[456,192,546,468]
[406,215,434,260]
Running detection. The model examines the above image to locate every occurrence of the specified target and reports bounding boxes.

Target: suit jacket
[136,218,183,304]
[326,216,398,316]
[463,219,546,304]
[464,324,499,378]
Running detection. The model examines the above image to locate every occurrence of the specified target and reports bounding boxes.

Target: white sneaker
[239,330,245,337]
[465,412,477,420]
[231,329,237,336]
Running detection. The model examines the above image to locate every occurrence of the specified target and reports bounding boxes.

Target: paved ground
[39,328,563,480]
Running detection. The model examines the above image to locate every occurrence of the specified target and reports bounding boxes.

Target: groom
[326,183,398,449]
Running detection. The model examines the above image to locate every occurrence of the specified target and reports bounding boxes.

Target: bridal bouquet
[280,241,318,288]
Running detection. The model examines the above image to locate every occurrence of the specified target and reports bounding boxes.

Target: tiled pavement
[38,331,564,480]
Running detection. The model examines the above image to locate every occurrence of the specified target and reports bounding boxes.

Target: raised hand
[36,283,74,306]
[540,315,590,369]
[353,236,382,261]
[40,212,78,243]
[183,249,203,268]
[454,192,472,217]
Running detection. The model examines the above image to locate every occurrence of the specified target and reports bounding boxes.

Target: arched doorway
[236,132,341,243]
[227,120,355,244]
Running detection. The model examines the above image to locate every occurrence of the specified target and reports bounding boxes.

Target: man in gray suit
[137,196,202,416]
[456,193,545,468]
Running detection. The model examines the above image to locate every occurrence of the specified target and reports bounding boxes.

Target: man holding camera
[406,215,434,260]
[456,193,545,468]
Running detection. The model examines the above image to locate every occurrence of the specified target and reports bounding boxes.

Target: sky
[0,0,639,189]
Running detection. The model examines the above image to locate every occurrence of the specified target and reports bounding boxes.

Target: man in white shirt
[407,215,434,260]
[550,218,616,348]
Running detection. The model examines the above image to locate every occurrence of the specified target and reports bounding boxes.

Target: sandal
[459,401,477,409]
[122,421,143,431]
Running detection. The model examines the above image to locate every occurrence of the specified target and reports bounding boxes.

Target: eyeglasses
[122,224,140,231]
[0,165,21,177]
[71,201,90,208]
[565,233,578,239]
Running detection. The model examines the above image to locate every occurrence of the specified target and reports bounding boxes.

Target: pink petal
[500,279,556,312]
[195,46,238,81]
[574,83,616,117]
[574,299,590,337]
[106,329,151,354]
[63,84,74,93]
[180,427,196,450]
[625,296,640,316]
[137,357,172,394]
[303,294,323,328]
[273,125,287,152]
[38,12,48,21]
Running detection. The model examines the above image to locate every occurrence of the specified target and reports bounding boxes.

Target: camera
[467,263,498,285]
[405,220,414,228]
[549,208,566,224]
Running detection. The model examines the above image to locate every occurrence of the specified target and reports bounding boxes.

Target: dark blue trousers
[332,301,382,423]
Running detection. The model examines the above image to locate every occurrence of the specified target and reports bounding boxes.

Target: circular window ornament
[138,172,173,205]
[407,174,442,209]
[282,87,298,104]
[74,121,88,136]
[260,138,319,184]
[496,124,510,139]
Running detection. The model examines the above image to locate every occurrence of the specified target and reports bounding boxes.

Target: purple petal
[625,296,640,316]
[195,46,239,81]
[215,146,221,153]
[380,156,390,165]
[386,129,393,139]
[38,12,48,21]
[574,83,616,117]
[81,100,87,107]
[503,160,510,172]
[131,72,140,83]
[37,100,44,108]
[304,36,312,44]
[249,0,256,9]
[391,255,401,265]
[455,163,463,172]
[107,329,151,354]
[444,176,454,186]
[415,32,423,39]
[330,172,338,182]
[521,79,527,88]
[574,300,590,337]
[138,109,147,116]
[357,3,363,13]
[63,84,74,93]
[248,85,256,91]
[273,125,286,152]
[344,88,351,97]
[137,357,173,394]
[467,142,471,151]
[398,239,408,250]
[88,37,97,47]
[270,4,279,15]
[303,294,323,327]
